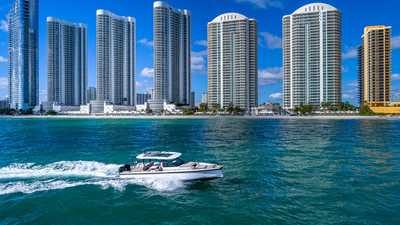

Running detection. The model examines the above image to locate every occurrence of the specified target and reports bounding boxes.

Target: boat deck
[129,162,219,172]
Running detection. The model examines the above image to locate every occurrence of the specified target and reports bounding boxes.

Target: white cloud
[258,67,282,85]
[342,47,358,60]
[269,92,282,100]
[235,0,284,9]
[348,80,358,88]
[392,73,400,81]
[392,89,400,101]
[0,20,8,32]
[342,80,359,103]
[139,38,153,47]
[0,56,7,63]
[191,55,205,72]
[0,76,7,98]
[342,93,355,101]
[141,67,154,78]
[393,35,400,49]
[0,76,7,88]
[191,50,207,73]
[194,40,207,47]
[136,80,153,93]
[192,50,207,57]
[259,32,281,49]
[135,81,143,88]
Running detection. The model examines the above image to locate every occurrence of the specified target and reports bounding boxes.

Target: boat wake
[0,161,185,195]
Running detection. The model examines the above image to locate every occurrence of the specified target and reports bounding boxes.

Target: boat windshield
[163,158,185,167]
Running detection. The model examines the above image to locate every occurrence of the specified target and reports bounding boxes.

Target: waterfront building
[190,91,195,108]
[96,10,136,106]
[0,98,9,109]
[47,17,87,106]
[8,0,39,110]
[153,1,191,105]
[282,3,342,110]
[86,87,96,103]
[359,26,392,106]
[136,93,152,105]
[207,13,258,110]
[201,92,208,104]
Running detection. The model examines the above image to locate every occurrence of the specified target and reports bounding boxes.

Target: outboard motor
[119,164,131,173]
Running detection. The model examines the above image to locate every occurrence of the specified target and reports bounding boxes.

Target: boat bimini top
[136,151,182,161]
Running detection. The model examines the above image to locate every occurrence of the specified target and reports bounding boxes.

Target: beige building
[282,3,342,110]
[207,13,258,110]
[359,26,392,106]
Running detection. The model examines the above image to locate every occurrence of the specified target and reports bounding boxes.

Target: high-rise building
[0,98,9,109]
[283,3,341,110]
[86,87,96,103]
[359,26,392,106]
[190,91,195,108]
[201,92,208,104]
[96,10,136,106]
[136,93,152,105]
[207,13,258,110]
[153,1,191,105]
[8,0,39,110]
[47,17,87,106]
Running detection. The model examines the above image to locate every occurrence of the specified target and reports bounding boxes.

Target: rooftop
[292,3,337,15]
[47,17,86,28]
[96,9,135,22]
[153,1,190,15]
[364,25,391,33]
[210,13,252,23]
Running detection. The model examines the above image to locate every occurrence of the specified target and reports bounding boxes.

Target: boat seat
[181,162,196,168]
[143,162,154,171]
[195,165,208,169]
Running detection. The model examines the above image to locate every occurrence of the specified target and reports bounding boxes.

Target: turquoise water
[0,118,399,225]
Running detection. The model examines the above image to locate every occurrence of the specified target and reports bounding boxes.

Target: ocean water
[0,118,399,225]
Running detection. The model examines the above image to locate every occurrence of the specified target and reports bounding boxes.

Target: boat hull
[119,168,223,181]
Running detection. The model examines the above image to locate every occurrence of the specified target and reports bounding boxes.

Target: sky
[0,0,399,105]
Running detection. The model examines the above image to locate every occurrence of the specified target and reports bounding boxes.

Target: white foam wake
[0,161,120,179]
[0,180,87,195]
[0,161,185,195]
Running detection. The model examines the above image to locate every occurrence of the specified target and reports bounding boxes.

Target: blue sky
[0,0,399,105]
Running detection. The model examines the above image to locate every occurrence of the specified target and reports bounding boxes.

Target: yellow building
[370,102,400,114]
[359,26,392,106]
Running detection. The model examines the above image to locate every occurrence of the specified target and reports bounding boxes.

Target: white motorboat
[118,152,223,181]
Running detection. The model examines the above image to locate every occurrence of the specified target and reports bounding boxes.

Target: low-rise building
[104,103,136,114]
[369,102,400,114]
[253,103,282,116]
[136,93,151,105]
[0,98,9,109]
[148,99,181,114]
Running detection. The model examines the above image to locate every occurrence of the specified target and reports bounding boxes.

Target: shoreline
[0,115,399,120]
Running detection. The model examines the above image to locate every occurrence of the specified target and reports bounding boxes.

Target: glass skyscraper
[153,1,191,105]
[96,10,136,106]
[283,3,341,110]
[47,17,87,106]
[8,0,39,110]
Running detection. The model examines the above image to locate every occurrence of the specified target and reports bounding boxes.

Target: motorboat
[118,152,223,181]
